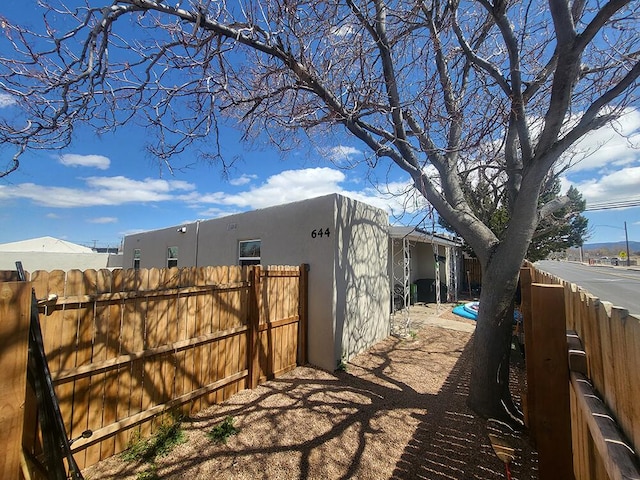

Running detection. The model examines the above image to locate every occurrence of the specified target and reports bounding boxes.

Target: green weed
[122,420,186,463]
[336,357,348,372]
[207,416,239,444]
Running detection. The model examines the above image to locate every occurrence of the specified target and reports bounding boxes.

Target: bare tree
[1,0,638,424]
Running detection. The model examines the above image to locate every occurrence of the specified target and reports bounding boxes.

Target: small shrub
[154,421,186,458]
[336,354,348,372]
[207,416,239,444]
[121,430,148,462]
[122,420,186,463]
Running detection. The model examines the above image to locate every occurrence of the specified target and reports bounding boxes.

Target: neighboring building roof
[388,226,463,248]
[0,236,94,253]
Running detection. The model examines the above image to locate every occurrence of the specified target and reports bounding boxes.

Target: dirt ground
[83,304,538,480]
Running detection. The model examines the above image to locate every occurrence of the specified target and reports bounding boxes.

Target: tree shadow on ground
[83,326,537,480]
[387,333,537,480]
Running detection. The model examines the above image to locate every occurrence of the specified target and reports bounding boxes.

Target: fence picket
[229,266,243,397]
[87,269,111,463]
[78,269,98,468]
[586,296,605,399]
[114,268,133,453]
[597,301,617,417]
[193,266,209,411]
[529,283,574,479]
[623,310,640,453]
[218,266,234,401]
[0,282,31,480]
[144,268,162,433]
[44,271,66,374]
[59,270,82,467]
[207,267,220,403]
[610,307,637,452]
[182,267,198,415]
[101,270,121,458]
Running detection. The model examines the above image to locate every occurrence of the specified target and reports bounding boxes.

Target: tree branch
[575,0,631,52]
[450,9,511,97]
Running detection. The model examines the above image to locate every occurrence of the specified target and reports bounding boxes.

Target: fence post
[248,266,262,389]
[519,266,536,440]
[297,264,309,365]
[0,282,31,480]
[529,283,574,480]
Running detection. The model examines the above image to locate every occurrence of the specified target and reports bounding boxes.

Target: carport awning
[388,226,462,248]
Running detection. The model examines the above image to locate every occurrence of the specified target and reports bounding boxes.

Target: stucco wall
[122,194,390,371]
[123,225,199,269]
[334,195,390,364]
[0,252,122,272]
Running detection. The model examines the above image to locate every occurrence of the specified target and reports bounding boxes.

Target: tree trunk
[467,254,525,428]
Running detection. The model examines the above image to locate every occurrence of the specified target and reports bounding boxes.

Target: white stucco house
[122,193,462,371]
[0,236,122,272]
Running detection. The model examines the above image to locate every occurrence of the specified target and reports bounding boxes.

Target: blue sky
[0,2,639,249]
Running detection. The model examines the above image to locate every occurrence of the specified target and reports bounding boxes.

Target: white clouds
[85,176,194,194]
[560,109,640,174]
[229,174,257,186]
[330,24,356,37]
[0,93,16,108]
[559,109,640,210]
[195,168,347,210]
[563,166,640,205]
[190,167,425,220]
[119,228,149,238]
[59,153,111,170]
[1,164,427,227]
[0,176,195,208]
[322,145,363,164]
[88,217,118,224]
[197,206,243,219]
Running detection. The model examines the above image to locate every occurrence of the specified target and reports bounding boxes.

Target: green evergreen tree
[440,181,589,261]
[527,185,588,261]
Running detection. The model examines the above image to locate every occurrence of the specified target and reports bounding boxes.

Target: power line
[585,198,640,211]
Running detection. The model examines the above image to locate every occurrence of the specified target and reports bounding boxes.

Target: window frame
[238,239,261,267]
[133,248,141,270]
[167,246,179,268]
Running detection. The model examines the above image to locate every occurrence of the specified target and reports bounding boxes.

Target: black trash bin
[415,278,447,303]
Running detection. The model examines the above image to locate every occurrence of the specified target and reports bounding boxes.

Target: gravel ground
[83,305,538,480]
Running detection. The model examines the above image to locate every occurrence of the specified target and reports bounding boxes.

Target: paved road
[534,260,640,314]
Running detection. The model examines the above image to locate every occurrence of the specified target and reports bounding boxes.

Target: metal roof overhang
[388,226,463,248]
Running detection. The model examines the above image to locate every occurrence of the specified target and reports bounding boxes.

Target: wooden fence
[1,264,308,478]
[521,263,640,480]
[463,257,482,294]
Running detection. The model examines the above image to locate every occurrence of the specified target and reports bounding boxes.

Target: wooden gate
[1,264,308,478]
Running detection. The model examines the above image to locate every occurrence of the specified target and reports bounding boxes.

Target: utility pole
[624,221,630,267]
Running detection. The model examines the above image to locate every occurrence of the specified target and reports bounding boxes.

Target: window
[239,239,261,266]
[133,249,141,270]
[167,246,178,268]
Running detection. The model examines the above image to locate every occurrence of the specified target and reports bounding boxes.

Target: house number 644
[311,228,330,238]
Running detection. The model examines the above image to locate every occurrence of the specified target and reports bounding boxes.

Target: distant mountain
[582,241,640,253]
